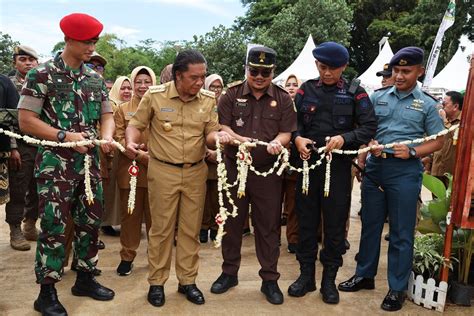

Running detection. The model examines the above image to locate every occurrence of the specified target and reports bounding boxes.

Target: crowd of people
[0,12,465,316]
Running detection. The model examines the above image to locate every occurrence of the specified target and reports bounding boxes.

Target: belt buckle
[381,152,387,159]
[182,163,192,169]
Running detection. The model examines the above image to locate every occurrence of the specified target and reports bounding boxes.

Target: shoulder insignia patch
[149,84,166,94]
[200,89,216,98]
[227,80,243,88]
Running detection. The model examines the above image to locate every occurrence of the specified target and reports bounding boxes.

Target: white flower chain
[127,160,138,214]
[84,154,94,205]
[0,128,126,206]
[324,153,332,197]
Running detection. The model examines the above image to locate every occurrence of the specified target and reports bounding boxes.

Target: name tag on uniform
[377,100,388,105]
[160,108,175,112]
[236,98,248,107]
[125,111,135,119]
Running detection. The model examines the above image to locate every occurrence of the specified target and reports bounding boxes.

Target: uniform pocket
[332,104,353,129]
[401,108,424,122]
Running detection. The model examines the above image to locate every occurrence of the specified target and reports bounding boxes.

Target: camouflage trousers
[35,177,103,284]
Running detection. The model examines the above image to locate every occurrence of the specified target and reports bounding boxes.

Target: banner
[423,0,456,88]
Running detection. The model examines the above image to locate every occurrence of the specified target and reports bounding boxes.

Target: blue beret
[390,47,424,67]
[312,42,349,68]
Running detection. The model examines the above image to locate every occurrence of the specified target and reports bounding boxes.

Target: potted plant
[416,173,473,306]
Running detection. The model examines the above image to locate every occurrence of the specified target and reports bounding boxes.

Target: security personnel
[211,46,297,305]
[125,50,232,308]
[288,42,377,304]
[376,63,395,88]
[6,45,40,250]
[18,13,116,315]
[338,47,444,312]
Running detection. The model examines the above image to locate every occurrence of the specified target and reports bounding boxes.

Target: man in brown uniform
[125,50,232,308]
[210,47,297,305]
[423,90,463,187]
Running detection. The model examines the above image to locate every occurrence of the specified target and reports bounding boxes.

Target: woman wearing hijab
[100,76,133,236]
[199,74,224,243]
[109,76,132,109]
[114,66,156,275]
[282,74,301,253]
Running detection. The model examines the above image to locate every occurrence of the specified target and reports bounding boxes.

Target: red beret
[60,13,103,41]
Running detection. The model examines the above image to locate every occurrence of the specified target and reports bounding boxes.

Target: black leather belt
[377,152,417,160]
[157,159,203,168]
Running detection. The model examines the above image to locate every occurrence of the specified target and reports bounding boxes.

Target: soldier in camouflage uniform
[5,45,40,251]
[17,13,115,316]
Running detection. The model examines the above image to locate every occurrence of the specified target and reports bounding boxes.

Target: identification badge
[160,108,175,112]
[236,118,244,127]
[236,98,248,107]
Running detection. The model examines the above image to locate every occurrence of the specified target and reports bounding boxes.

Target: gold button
[163,122,172,132]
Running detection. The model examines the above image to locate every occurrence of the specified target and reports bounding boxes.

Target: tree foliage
[255,0,353,76]
[190,25,248,84]
[0,32,20,75]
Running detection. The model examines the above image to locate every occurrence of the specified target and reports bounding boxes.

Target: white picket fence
[407,271,448,312]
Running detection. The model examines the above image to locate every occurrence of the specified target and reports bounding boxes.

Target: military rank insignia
[236,118,244,127]
[410,99,424,111]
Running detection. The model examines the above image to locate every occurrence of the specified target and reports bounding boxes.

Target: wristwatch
[409,147,417,158]
[57,130,66,142]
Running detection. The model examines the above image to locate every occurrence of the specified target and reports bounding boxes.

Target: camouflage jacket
[9,70,25,93]
[18,53,112,180]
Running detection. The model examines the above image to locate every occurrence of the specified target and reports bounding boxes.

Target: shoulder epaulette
[200,89,216,98]
[348,78,361,94]
[148,84,166,94]
[227,80,243,88]
[422,90,439,102]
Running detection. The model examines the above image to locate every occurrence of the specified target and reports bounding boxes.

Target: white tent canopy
[273,35,319,86]
[358,40,394,91]
[430,35,473,91]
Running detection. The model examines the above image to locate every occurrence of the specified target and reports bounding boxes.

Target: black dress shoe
[34,284,68,316]
[344,239,350,250]
[71,271,114,301]
[97,240,105,250]
[199,229,209,243]
[287,243,297,254]
[381,289,405,311]
[148,286,165,307]
[261,280,284,305]
[338,275,375,292]
[178,284,205,305]
[101,226,119,236]
[384,233,390,241]
[209,229,217,241]
[211,273,238,294]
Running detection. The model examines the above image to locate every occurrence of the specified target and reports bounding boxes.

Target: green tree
[256,0,353,75]
[0,32,20,75]
[191,25,248,84]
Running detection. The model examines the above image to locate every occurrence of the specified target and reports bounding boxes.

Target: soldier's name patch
[377,101,388,105]
[406,105,424,112]
[160,108,175,112]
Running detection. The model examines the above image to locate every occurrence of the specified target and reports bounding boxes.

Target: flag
[423,0,456,88]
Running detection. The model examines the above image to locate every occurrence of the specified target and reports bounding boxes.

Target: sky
[0,0,246,59]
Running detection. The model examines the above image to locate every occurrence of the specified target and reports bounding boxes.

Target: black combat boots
[71,270,115,301]
[34,284,68,316]
[288,263,316,297]
[320,265,339,304]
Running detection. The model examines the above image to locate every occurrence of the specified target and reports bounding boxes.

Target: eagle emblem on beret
[259,52,266,63]
[399,59,408,66]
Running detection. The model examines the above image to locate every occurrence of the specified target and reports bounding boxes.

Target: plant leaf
[422,173,446,199]
[417,218,442,234]
[427,199,449,224]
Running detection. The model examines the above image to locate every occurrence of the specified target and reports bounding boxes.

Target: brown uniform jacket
[431,111,461,177]
[115,95,149,188]
[128,81,220,164]
[218,81,297,167]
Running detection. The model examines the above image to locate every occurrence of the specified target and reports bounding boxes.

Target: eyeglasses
[85,63,104,72]
[209,84,223,91]
[248,67,273,78]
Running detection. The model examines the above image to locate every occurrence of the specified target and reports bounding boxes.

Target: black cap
[247,46,276,68]
[390,47,424,67]
[376,63,392,77]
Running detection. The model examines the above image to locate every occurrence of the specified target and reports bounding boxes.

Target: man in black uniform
[288,42,377,304]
